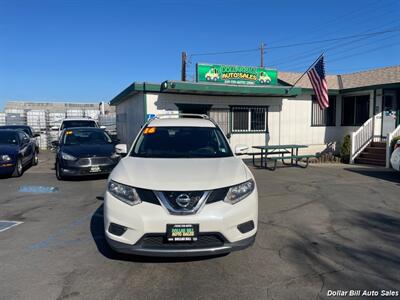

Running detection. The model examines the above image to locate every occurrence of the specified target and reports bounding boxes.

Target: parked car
[0,129,38,177]
[104,115,258,257]
[0,125,40,153]
[56,118,101,138]
[52,127,120,180]
[390,140,400,171]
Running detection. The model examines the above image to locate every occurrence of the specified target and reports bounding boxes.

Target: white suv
[104,114,258,257]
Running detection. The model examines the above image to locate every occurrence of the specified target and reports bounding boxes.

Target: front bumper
[106,233,256,257]
[0,162,15,175]
[61,165,116,176]
[104,187,258,257]
[60,157,118,176]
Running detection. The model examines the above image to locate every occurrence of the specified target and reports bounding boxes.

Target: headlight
[1,155,12,162]
[108,180,141,206]
[224,179,255,204]
[61,152,77,161]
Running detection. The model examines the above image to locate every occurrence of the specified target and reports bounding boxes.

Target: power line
[269,20,400,67]
[265,28,400,50]
[190,48,259,57]
[272,30,398,69]
[188,28,399,59]
[265,0,394,46]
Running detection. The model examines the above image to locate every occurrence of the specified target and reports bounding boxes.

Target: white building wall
[116,90,377,155]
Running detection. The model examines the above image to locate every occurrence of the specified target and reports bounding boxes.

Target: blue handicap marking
[19,185,59,193]
[0,221,23,232]
[146,114,156,120]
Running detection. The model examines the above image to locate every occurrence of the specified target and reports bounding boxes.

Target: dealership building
[110,64,400,166]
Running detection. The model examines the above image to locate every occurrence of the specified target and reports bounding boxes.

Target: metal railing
[350,117,374,164]
[386,124,400,168]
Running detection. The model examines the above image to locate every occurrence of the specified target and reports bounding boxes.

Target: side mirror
[33,133,40,138]
[51,126,59,130]
[226,133,231,139]
[51,140,60,147]
[234,144,249,155]
[115,144,128,156]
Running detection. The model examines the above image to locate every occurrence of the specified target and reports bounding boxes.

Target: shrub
[340,134,351,163]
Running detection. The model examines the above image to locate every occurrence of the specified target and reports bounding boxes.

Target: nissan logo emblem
[176,194,191,208]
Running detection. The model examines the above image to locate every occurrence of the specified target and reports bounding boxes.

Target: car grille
[76,157,113,166]
[153,187,230,214]
[138,233,226,249]
[162,191,205,210]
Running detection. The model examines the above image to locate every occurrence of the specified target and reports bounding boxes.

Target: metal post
[181,51,187,81]
[260,42,264,67]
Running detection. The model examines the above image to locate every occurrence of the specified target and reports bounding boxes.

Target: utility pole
[181,51,187,81]
[260,42,264,67]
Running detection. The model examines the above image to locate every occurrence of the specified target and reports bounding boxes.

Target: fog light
[237,220,254,234]
[108,223,127,236]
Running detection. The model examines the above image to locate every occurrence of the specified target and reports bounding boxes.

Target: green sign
[196,63,278,86]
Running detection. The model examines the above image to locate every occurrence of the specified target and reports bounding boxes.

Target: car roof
[148,117,216,128]
[0,129,20,133]
[0,125,30,128]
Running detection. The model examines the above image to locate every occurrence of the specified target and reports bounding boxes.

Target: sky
[0,0,399,109]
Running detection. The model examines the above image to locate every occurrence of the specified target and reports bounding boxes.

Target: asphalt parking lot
[1,151,400,300]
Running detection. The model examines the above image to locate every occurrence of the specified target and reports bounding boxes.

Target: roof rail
[152,113,210,120]
[147,113,221,127]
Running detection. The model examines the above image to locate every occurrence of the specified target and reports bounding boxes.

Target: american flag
[307,56,329,109]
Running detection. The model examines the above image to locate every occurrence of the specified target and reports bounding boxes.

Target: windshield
[62,130,112,145]
[131,126,233,158]
[0,131,19,145]
[61,120,97,130]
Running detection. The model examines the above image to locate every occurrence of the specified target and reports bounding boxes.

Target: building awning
[110,81,301,105]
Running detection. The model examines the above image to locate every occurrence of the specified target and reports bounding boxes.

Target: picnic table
[250,144,317,170]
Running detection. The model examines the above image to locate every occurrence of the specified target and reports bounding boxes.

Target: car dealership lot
[1,151,400,300]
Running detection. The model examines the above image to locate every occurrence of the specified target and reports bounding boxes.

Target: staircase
[354,141,386,166]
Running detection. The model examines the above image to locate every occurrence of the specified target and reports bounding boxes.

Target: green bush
[340,134,351,163]
[391,136,400,152]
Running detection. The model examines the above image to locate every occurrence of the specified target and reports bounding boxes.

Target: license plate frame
[89,166,101,173]
[166,224,199,242]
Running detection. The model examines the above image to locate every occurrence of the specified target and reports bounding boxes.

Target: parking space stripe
[0,221,23,232]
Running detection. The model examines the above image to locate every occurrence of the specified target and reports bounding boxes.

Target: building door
[209,108,229,136]
[382,90,398,137]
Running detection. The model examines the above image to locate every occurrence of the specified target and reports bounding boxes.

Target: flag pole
[286,52,324,94]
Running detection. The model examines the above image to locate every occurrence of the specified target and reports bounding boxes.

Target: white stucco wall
[115,90,377,155]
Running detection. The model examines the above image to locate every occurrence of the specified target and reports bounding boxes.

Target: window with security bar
[231,106,268,133]
[311,95,336,126]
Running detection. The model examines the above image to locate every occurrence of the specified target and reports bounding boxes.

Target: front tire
[12,158,23,177]
[55,160,65,180]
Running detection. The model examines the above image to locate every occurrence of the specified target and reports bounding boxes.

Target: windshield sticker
[143,127,157,135]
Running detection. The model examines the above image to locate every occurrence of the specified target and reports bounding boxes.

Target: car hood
[0,144,19,156]
[62,144,115,158]
[110,156,251,191]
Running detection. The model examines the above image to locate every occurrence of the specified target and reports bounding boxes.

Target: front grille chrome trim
[154,190,211,215]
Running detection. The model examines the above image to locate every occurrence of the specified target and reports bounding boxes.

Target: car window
[61,120,97,130]
[0,131,19,145]
[19,132,29,143]
[63,130,112,145]
[131,126,233,158]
